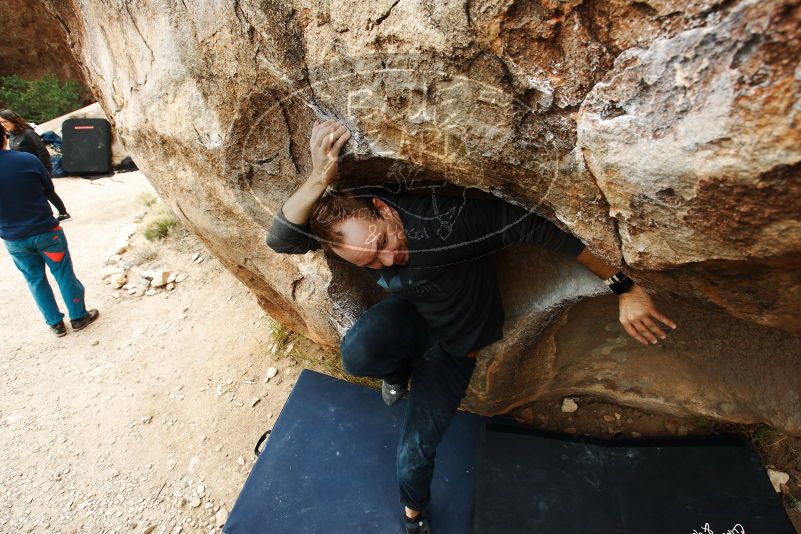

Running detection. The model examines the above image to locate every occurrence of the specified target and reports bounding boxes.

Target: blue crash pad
[225,369,794,534]
[224,369,481,534]
[473,423,795,534]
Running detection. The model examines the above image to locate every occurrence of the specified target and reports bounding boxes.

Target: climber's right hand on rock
[277,120,351,226]
[310,119,351,187]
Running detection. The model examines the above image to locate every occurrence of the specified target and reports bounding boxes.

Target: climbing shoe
[404,512,431,534]
[382,380,408,407]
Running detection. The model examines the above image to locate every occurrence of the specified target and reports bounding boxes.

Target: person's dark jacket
[266,191,586,356]
[9,128,52,172]
[0,150,59,240]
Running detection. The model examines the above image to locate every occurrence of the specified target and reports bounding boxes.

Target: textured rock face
[45,0,801,433]
[0,0,88,93]
[466,281,801,436]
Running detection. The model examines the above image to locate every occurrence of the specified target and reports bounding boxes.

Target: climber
[266,119,677,534]
[0,122,99,337]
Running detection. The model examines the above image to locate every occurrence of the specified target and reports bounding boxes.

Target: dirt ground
[0,172,298,534]
[1,172,798,533]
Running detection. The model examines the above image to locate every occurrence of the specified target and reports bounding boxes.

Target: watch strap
[605,271,635,295]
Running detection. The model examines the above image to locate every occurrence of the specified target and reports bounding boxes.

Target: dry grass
[126,240,159,266]
[136,192,157,207]
[262,317,379,390]
[269,322,292,346]
[141,203,179,241]
[284,331,380,390]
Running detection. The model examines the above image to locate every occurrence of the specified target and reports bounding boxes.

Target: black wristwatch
[605,271,635,295]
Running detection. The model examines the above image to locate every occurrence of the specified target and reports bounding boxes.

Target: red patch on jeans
[44,251,65,262]
[52,235,59,240]
[50,226,62,231]
[72,298,80,303]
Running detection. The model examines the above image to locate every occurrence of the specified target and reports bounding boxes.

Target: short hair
[309,193,382,250]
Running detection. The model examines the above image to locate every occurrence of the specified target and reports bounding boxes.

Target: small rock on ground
[561,398,578,413]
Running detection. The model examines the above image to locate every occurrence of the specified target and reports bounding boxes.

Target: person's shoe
[50,320,67,337]
[57,213,71,222]
[71,309,99,331]
[382,380,408,407]
[404,512,431,534]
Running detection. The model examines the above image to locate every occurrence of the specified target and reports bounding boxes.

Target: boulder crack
[580,146,625,261]
[123,0,155,63]
[375,0,401,26]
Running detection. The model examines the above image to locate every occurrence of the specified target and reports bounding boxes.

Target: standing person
[267,120,677,533]
[0,123,98,336]
[0,109,71,221]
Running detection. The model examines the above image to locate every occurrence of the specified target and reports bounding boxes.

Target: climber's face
[0,118,14,133]
[331,198,409,269]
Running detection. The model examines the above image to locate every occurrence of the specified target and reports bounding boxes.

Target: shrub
[141,203,179,241]
[137,192,158,207]
[270,322,292,345]
[0,75,81,123]
[127,240,159,265]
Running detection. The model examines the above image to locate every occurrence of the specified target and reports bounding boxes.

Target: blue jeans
[341,297,476,511]
[4,226,87,325]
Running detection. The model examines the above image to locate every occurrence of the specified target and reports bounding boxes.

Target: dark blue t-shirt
[0,149,58,240]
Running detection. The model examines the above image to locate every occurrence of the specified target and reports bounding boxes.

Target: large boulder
[44,0,801,433]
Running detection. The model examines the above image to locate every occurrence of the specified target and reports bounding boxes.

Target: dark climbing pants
[340,296,476,511]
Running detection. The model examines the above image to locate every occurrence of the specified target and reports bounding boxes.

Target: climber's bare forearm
[281,175,327,225]
[575,247,617,280]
